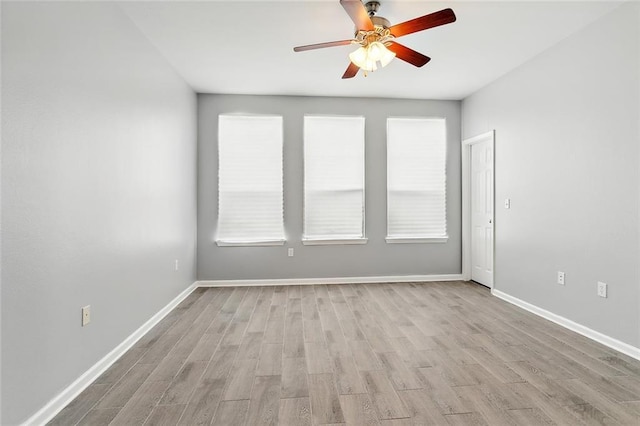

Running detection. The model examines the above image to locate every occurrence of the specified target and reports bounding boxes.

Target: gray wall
[198,94,461,280]
[462,2,640,347]
[1,2,197,424]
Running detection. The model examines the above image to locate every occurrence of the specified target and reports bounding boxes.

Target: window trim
[302,238,368,246]
[216,239,286,247]
[386,116,448,243]
[385,237,448,244]
[215,114,285,246]
[302,114,366,244]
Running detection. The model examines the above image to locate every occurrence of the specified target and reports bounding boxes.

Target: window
[303,115,366,244]
[387,117,447,242]
[216,114,285,246]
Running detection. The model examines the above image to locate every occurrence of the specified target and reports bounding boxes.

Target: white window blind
[217,114,285,245]
[387,117,448,242]
[303,115,366,243]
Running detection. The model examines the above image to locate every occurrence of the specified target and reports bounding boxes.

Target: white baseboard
[492,289,640,361]
[23,282,198,426]
[197,274,464,287]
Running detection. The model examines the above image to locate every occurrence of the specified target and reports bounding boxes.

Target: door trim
[462,130,495,285]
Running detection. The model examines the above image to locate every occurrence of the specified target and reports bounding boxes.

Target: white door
[470,139,494,287]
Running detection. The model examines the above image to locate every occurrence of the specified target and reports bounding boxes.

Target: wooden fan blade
[386,42,431,67]
[340,0,374,31]
[342,62,359,79]
[294,39,353,52]
[388,8,456,38]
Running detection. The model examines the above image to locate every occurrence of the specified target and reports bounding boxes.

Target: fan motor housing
[371,15,391,28]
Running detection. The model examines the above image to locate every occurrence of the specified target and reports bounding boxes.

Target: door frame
[461,130,495,286]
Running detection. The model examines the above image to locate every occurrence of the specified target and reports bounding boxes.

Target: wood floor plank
[308,373,345,424]
[256,343,283,376]
[340,393,380,425]
[284,310,305,358]
[272,285,288,306]
[340,319,366,341]
[377,352,423,391]
[211,400,249,426]
[177,345,239,425]
[264,305,286,343]
[247,287,274,333]
[137,332,182,365]
[444,412,489,425]
[413,367,468,415]
[325,328,351,358]
[49,282,640,426]
[177,378,226,426]
[96,363,155,409]
[48,384,111,426]
[222,358,258,401]
[144,404,186,425]
[76,407,120,426]
[286,295,302,313]
[452,385,517,426]
[109,379,171,425]
[237,331,264,360]
[507,360,587,406]
[385,337,433,368]
[303,319,324,343]
[278,397,312,426]
[581,373,640,402]
[506,407,555,425]
[333,356,367,395]
[159,361,207,405]
[187,332,224,363]
[234,287,261,322]
[305,341,333,374]
[559,378,640,424]
[94,347,147,385]
[204,310,233,336]
[505,382,586,425]
[246,375,282,426]
[361,370,410,420]
[564,402,613,424]
[281,357,310,398]
[200,344,239,380]
[397,389,449,424]
[349,340,382,371]
[463,346,525,384]
[287,285,302,299]
[600,374,640,401]
[218,320,248,346]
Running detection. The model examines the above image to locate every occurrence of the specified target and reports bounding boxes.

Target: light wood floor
[49,281,640,425]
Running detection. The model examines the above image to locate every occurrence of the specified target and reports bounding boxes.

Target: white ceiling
[120,1,623,100]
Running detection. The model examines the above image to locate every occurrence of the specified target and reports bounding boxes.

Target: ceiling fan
[293,0,456,79]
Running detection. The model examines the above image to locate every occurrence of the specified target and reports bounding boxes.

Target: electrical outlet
[288,248,294,257]
[557,271,565,285]
[175,259,179,271]
[504,198,511,209]
[597,281,608,298]
[82,305,91,326]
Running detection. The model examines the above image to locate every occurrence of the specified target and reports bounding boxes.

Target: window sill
[302,238,368,246]
[216,240,286,247]
[385,236,449,244]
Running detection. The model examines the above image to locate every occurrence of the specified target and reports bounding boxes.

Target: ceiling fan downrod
[363,1,391,30]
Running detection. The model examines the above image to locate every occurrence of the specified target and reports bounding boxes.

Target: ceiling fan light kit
[348,30,396,73]
[293,0,457,79]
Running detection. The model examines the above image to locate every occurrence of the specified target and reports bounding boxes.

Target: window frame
[302,114,367,246]
[385,116,449,244]
[215,113,286,247]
